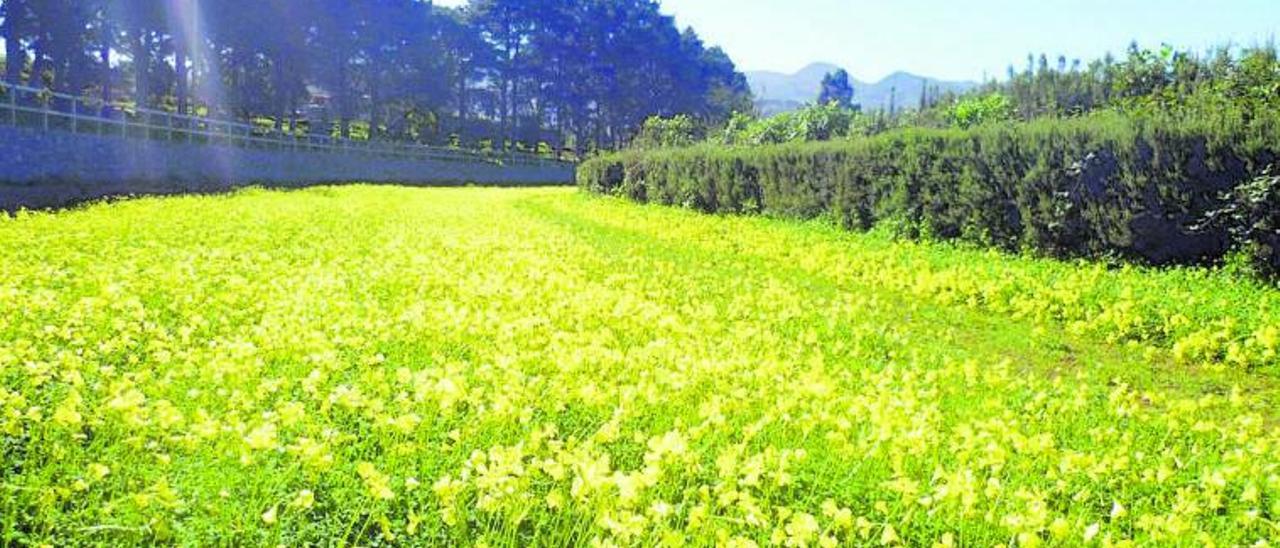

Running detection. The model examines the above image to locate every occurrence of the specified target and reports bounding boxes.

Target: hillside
[747,62,976,115]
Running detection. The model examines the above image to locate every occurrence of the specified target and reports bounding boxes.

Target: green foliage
[5,187,1280,544]
[1201,170,1280,279]
[580,108,1280,272]
[948,93,1013,129]
[588,43,1280,278]
[818,69,855,109]
[950,43,1280,122]
[717,111,756,145]
[1,0,752,153]
[632,115,706,149]
[720,102,857,146]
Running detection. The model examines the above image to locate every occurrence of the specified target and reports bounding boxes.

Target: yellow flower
[1084,523,1101,542]
[546,490,565,510]
[933,532,955,548]
[356,462,395,501]
[784,512,820,545]
[51,392,82,428]
[1110,501,1127,520]
[88,463,110,482]
[244,423,279,451]
[290,489,314,510]
[880,524,900,546]
[261,505,278,525]
[407,512,424,535]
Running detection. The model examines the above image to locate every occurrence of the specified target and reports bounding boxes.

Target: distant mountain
[746,63,977,116]
[746,63,844,115]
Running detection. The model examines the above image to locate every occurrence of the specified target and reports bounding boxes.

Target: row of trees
[978,42,1279,120]
[0,0,752,152]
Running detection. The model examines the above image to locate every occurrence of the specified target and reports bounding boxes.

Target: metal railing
[0,81,568,168]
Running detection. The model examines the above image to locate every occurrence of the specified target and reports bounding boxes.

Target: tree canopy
[0,0,752,153]
[818,68,854,109]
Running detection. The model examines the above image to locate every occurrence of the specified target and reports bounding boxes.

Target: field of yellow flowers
[2,186,1279,546]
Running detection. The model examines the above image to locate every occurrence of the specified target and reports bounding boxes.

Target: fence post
[42,94,49,131]
[8,87,14,126]
[71,98,79,133]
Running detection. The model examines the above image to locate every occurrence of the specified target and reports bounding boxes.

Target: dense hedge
[579,111,1280,271]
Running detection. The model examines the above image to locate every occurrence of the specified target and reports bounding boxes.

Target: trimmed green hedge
[579,111,1280,270]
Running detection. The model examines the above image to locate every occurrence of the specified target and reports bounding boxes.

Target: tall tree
[470,0,538,149]
[86,0,117,106]
[818,68,854,108]
[310,0,360,137]
[2,0,34,84]
[164,0,198,115]
[109,0,166,109]
[1,0,752,152]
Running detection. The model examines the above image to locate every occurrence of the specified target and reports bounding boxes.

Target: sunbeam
[163,0,236,181]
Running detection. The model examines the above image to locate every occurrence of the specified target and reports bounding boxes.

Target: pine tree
[818,68,854,108]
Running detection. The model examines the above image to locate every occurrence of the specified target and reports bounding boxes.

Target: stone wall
[0,125,575,210]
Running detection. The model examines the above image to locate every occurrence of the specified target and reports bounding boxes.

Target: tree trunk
[498,78,509,150]
[3,9,25,84]
[31,42,48,87]
[64,55,79,95]
[175,43,188,115]
[504,78,514,151]
[337,60,350,139]
[65,37,89,95]
[100,44,111,107]
[338,90,350,138]
[456,67,467,122]
[273,61,286,132]
[134,31,149,109]
[368,74,379,141]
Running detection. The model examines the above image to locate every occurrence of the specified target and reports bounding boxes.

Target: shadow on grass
[0,178,574,214]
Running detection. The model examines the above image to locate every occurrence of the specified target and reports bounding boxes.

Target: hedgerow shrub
[579,109,1280,274]
[1200,170,1280,279]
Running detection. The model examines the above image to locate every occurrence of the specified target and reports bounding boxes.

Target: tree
[693,45,753,125]
[24,0,96,92]
[163,0,198,115]
[470,0,538,149]
[0,0,751,153]
[437,7,490,128]
[311,0,361,137]
[2,0,34,84]
[86,0,117,106]
[818,68,854,108]
[109,0,167,109]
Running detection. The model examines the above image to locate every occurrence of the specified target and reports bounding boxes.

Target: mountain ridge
[747,63,977,116]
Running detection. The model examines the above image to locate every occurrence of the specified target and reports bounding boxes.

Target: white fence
[0,81,566,168]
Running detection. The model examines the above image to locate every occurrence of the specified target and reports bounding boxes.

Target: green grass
[1,186,1278,546]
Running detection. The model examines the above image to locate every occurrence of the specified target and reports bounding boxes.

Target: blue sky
[439,0,1280,82]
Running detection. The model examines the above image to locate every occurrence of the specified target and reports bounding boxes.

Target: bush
[717,111,755,145]
[949,93,1014,129]
[722,103,857,146]
[632,115,705,149]
[580,109,1280,269]
[1200,170,1280,278]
